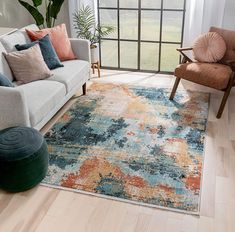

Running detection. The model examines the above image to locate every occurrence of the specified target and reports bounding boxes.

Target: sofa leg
[82,83,87,95]
[170,77,181,100]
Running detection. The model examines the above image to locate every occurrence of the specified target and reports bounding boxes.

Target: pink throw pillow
[193,32,226,63]
[4,44,52,84]
[26,24,76,61]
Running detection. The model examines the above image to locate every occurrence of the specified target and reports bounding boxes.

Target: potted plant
[18,0,65,28]
[73,5,115,63]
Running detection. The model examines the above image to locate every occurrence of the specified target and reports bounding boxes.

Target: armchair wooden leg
[217,87,232,119]
[217,73,234,119]
[82,83,87,95]
[170,77,181,100]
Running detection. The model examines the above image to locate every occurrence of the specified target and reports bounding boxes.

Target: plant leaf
[18,0,44,26]
[50,0,65,19]
[73,5,115,46]
[31,0,43,7]
[73,5,96,40]
[46,0,52,27]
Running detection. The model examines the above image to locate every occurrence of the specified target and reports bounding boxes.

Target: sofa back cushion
[19,24,39,32]
[0,43,13,81]
[210,27,235,70]
[0,24,39,53]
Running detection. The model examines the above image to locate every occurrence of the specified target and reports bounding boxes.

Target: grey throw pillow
[0,73,14,87]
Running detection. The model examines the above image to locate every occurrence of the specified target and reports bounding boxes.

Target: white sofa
[0,24,91,131]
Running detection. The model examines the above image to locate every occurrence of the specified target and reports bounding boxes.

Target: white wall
[223,0,235,30]
[0,0,32,28]
[0,0,70,34]
[1,0,234,35]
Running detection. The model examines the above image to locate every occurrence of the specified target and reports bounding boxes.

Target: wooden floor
[0,70,235,232]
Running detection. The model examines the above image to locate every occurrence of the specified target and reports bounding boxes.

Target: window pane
[120,42,138,69]
[140,43,159,70]
[142,0,161,8]
[101,40,118,67]
[100,9,117,39]
[161,44,180,72]
[99,0,117,8]
[120,0,138,8]
[163,0,185,9]
[141,11,160,41]
[162,11,183,42]
[120,10,138,40]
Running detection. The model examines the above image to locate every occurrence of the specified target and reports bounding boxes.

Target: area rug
[42,82,210,214]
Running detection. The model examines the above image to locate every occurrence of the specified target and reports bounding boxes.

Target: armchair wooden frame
[169,47,235,119]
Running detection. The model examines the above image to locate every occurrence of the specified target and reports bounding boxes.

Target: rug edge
[40,183,200,216]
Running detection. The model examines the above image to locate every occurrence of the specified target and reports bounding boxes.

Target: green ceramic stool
[0,127,49,192]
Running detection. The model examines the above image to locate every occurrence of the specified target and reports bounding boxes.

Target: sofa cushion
[175,62,232,90]
[48,60,90,93]
[0,43,13,81]
[26,24,76,61]
[20,24,39,32]
[0,24,39,53]
[0,30,31,53]
[4,44,52,84]
[15,35,64,70]
[17,80,66,127]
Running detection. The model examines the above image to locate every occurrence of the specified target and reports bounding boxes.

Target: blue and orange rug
[43,83,209,214]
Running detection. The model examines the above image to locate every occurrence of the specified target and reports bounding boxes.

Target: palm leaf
[50,0,65,19]
[18,0,44,26]
[31,0,43,7]
[46,0,52,28]
[73,5,95,39]
[97,26,115,37]
[73,5,115,46]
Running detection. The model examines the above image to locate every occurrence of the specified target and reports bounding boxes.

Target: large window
[98,0,186,73]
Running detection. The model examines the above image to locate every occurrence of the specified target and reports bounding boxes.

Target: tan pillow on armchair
[4,44,52,84]
[193,32,226,63]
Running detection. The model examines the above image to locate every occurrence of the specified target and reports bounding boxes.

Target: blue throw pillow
[0,73,14,87]
[15,35,64,70]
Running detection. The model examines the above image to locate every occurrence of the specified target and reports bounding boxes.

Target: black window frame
[97,0,187,74]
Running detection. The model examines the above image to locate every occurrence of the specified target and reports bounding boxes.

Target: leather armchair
[169,27,235,119]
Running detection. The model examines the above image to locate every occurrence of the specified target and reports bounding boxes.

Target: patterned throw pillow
[15,35,64,70]
[193,32,226,63]
[26,24,76,61]
[4,44,52,84]
[0,73,14,87]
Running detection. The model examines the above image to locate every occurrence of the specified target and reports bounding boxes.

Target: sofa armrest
[0,87,30,130]
[70,38,91,63]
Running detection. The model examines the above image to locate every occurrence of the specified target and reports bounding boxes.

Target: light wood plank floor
[0,70,235,232]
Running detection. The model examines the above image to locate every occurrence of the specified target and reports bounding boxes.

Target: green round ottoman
[0,127,49,192]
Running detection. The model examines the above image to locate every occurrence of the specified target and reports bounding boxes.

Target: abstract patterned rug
[43,82,209,214]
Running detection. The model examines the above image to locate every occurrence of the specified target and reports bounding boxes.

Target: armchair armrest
[70,38,91,63]
[176,47,193,63]
[0,87,30,130]
[176,47,193,52]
